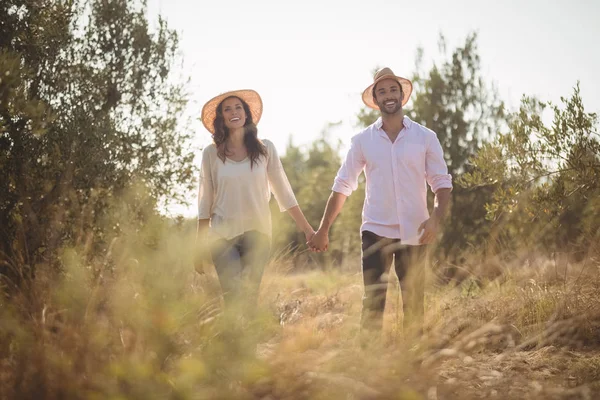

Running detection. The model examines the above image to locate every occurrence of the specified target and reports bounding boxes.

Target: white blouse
[197,139,298,240]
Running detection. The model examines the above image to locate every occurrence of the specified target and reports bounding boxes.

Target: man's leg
[394,245,427,335]
[361,230,394,331]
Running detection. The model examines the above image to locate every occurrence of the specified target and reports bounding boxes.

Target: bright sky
[147,0,600,217]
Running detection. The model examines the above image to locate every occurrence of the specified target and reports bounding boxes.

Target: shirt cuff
[430,175,453,193]
[332,181,353,197]
[280,200,299,212]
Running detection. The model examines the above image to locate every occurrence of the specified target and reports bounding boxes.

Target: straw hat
[361,67,413,110]
[201,89,263,134]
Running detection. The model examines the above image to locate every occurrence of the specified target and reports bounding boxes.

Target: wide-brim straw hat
[361,67,413,110]
[201,89,263,134]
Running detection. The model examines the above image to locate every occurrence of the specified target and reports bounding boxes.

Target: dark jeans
[210,230,270,308]
[361,230,427,332]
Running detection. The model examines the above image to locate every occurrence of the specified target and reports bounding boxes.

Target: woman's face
[220,97,247,131]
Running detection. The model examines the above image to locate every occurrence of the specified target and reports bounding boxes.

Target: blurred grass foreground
[1,200,599,399]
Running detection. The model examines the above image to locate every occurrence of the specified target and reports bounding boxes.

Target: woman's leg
[210,237,244,306]
[238,231,270,307]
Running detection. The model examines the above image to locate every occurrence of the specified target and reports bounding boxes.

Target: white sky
[147,0,600,217]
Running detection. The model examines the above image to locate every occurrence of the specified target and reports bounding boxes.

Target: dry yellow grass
[1,225,599,399]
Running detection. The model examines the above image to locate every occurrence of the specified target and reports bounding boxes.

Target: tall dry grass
[1,213,599,399]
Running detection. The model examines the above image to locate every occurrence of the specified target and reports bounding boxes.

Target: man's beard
[378,100,402,115]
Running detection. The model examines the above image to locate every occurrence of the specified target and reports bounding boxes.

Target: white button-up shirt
[332,116,452,245]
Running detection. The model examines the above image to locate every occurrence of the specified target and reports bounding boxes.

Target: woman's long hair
[212,96,267,169]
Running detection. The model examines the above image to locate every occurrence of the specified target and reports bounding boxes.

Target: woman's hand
[304,227,316,248]
[195,219,211,274]
[194,247,210,275]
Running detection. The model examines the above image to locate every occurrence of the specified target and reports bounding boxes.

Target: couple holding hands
[195,67,452,333]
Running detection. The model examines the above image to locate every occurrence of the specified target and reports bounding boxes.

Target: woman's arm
[194,219,211,274]
[195,146,215,273]
[264,140,315,244]
[286,205,315,243]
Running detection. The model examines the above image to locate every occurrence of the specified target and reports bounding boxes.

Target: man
[309,67,452,334]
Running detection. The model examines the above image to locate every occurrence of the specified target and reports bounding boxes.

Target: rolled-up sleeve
[197,146,215,219]
[265,140,298,212]
[332,136,365,196]
[425,132,453,193]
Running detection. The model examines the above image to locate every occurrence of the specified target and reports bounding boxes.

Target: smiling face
[220,96,247,130]
[373,78,404,115]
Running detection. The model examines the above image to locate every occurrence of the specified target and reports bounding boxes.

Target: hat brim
[362,75,413,110]
[201,89,263,134]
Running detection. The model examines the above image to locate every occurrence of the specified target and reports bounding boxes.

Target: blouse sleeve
[197,145,215,219]
[265,140,298,212]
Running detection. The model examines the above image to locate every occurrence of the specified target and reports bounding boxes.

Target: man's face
[373,79,403,115]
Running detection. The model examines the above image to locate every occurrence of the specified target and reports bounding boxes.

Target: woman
[195,89,314,308]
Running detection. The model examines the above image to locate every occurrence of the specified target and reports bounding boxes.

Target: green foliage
[411,33,506,176]
[461,84,600,254]
[0,0,195,285]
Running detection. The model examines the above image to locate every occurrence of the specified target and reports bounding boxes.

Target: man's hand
[418,188,451,244]
[418,217,440,244]
[308,228,329,252]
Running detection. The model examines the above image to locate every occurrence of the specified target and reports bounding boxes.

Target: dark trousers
[210,230,270,308]
[361,230,427,332]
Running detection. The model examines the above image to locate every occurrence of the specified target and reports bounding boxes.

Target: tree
[461,85,600,257]
[0,0,194,286]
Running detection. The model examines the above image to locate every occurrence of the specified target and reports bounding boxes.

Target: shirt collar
[374,115,412,134]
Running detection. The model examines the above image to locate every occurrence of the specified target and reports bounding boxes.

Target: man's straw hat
[362,67,413,110]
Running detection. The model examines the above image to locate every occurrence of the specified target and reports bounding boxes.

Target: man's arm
[319,191,348,231]
[309,191,347,251]
[431,188,451,221]
[419,128,453,245]
[309,135,364,252]
[418,188,451,244]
